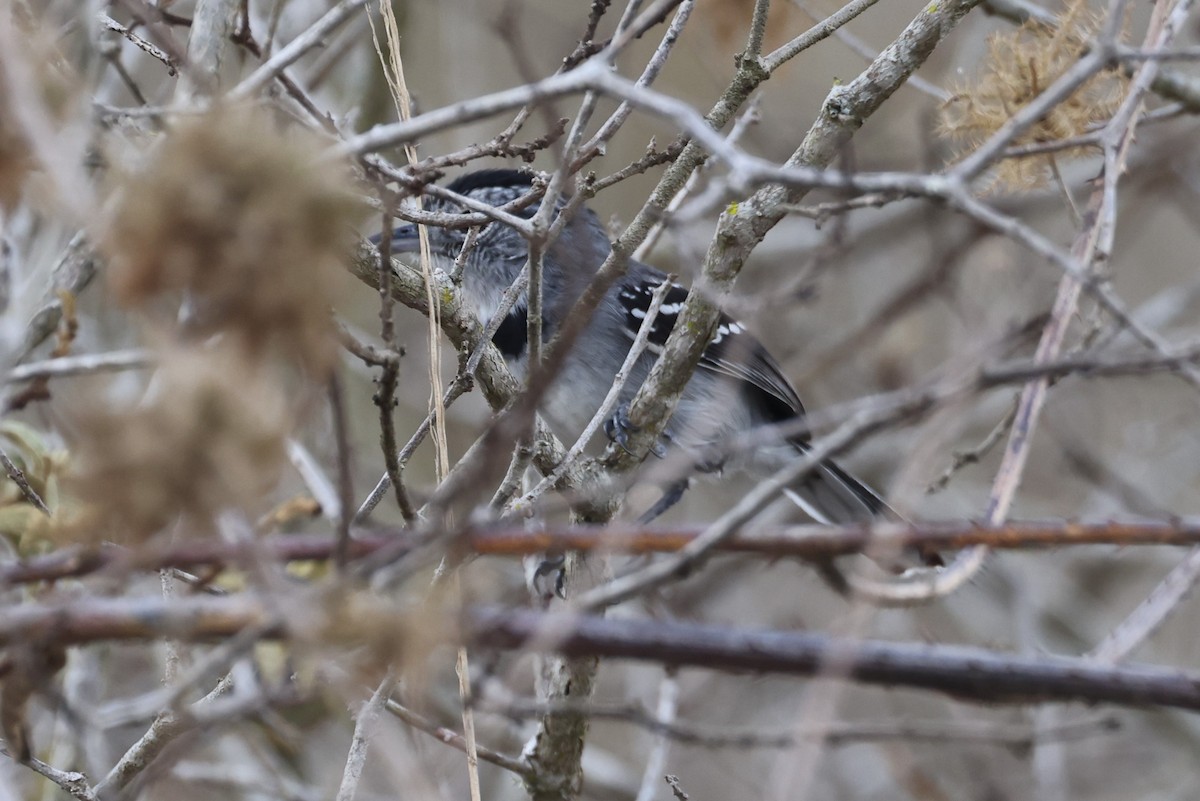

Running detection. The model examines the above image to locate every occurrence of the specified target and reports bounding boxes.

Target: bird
[379,168,942,570]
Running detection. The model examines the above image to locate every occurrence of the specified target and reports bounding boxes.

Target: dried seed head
[103,107,362,372]
[65,346,290,543]
[939,0,1128,189]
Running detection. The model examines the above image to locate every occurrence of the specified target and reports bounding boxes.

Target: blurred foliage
[0,421,62,554]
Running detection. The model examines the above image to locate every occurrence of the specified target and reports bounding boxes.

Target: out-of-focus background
[4,0,1200,799]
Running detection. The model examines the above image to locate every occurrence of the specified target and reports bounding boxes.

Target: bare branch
[1,747,97,801]
[385,699,533,780]
[96,675,234,796]
[493,697,1120,750]
[175,0,239,100]
[0,447,50,515]
[97,13,179,76]
[468,607,1200,712]
[335,673,396,801]
[5,349,153,383]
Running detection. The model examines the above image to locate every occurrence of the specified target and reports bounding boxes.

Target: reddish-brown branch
[6,519,1200,587]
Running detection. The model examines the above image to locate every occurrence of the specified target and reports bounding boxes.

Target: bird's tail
[783,458,944,570]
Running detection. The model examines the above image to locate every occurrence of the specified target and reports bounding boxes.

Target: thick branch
[175,0,239,100]
[9,595,1200,714]
[467,607,1200,713]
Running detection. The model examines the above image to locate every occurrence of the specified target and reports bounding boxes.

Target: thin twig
[372,212,416,522]
[329,374,355,570]
[228,0,369,100]
[336,321,403,368]
[926,394,1019,494]
[634,673,677,801]
[384,699,533,780]
[285,440,342,524]
[1088,547,1200,663]
[95,675,233,796]
[492,697,1121,749]
[513,275,676,510]
[764,0,884,71]
[5,349,153,384]
[17,233,96,363]
[0,446,50,515]
[335,673,396,801]
[97,13,178,75]
[1,746,97,801]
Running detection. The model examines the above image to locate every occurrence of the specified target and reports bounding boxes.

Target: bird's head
[376,169,610,283]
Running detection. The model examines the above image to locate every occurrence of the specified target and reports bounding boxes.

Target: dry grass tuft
[102,107,362,373]
[64,346,291,544]
[939,0,1128,189]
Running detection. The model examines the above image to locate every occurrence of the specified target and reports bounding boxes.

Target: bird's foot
[604,401,668,458]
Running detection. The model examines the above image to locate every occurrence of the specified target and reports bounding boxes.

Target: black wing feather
[615,273,804,423]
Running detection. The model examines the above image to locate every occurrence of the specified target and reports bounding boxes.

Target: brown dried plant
[0,8,78,210]
[0,87,34,211]
[102,107,362,373]
[64,346,291,544]
[939,0,1128,189]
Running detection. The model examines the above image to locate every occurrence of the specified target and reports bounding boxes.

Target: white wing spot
[711,321,746,345]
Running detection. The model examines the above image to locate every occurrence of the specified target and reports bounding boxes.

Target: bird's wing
[614,269,805,424]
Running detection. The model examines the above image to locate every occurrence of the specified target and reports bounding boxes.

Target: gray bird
[381,169,941,569]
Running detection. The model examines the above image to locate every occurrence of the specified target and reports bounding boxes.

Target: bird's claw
[604,402,668,458]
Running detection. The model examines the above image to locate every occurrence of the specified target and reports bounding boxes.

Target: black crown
[445,168,538,197]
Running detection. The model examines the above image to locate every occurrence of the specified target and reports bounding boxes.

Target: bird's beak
[368,223,421,253]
